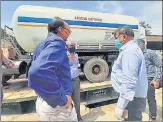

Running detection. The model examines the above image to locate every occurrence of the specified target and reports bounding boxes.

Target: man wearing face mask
[28,17,77,121]
[66,41,82,121]
[137,39,162,121]
[111,26,148,121]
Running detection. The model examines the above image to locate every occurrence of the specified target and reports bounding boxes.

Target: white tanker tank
[12,5,142,53]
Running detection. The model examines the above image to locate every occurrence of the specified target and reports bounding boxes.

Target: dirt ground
[1,88,162,121]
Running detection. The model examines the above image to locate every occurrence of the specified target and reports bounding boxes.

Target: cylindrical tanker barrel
[13,61,27,75]
[2,61,27,84]
[12,5,141,53]
[2,61,27,75]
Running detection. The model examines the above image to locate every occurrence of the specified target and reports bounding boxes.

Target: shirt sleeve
[74,54,79,64]
[69,58,73,66]
[69,53,79,66]
[149,50,162,82]
[28,40,68,107]
[117,49,141,108]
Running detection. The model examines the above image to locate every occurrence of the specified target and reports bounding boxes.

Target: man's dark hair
[118,26,135,37]
[48,17,65,34]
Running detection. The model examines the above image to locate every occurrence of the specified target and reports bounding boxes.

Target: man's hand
[115,106,125,121]
[151,80,160,89]
[68,55,75,60]
[65,95,72,109]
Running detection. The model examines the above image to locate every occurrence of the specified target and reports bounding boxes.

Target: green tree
[139,21,152,35]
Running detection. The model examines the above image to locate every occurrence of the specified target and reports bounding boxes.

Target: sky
[1,1,162,35]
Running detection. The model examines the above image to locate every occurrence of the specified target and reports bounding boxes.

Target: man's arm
[117,50,141,109]
[149,50,162,82]
[69,56,74,66]
[75,53,79,64]
[68,53,78,66]
[72,53,79,65]
[28,40,68,107]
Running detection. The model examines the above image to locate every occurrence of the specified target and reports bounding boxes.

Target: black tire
[80,63,84,72]
[83,58,109,83]
[109,62,114,73]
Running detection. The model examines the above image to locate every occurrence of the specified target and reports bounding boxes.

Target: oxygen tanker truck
[2,5,146,83]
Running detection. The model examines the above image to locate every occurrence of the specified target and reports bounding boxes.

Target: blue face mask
[114,38,122,49]
[68,46,76,53]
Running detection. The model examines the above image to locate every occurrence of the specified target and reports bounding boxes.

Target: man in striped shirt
[137,39,162,121]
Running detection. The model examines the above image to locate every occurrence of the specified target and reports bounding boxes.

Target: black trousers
[147,83,157,119]
[126,97,146,121]
[72,76,82,121]
[1,87,3,104]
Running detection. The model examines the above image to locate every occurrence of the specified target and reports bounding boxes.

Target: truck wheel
[84,58,109,83]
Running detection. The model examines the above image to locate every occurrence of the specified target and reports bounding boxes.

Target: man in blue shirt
[67,41,82,121]
[28,18,77,121]
[111,26,148,121]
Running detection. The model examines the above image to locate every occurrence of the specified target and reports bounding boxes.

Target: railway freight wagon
[2,5,146,83]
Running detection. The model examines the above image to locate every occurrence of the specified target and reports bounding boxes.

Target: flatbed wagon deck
[2,78,113,103]
[2,78,118,115]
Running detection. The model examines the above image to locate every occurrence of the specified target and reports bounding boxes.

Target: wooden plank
[80,80,112,92]
[3,88,37,103]
[2,78,112,103]
[146,35,162,42]
[3,79,37,103]
[1,113,39,121]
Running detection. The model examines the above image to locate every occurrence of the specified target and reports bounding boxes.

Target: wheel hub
[92,65,101,75]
